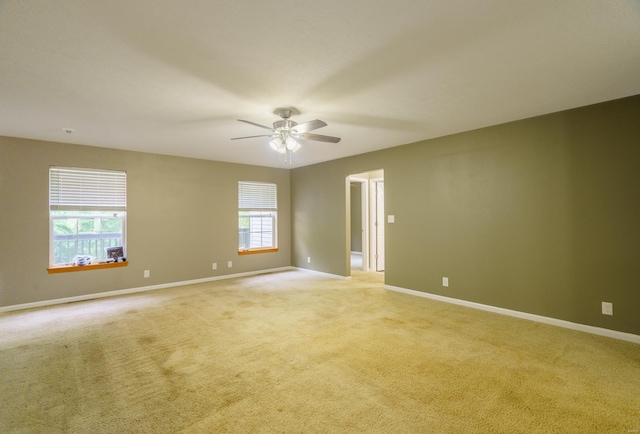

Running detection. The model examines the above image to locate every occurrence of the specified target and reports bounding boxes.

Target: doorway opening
[348,170,384,275]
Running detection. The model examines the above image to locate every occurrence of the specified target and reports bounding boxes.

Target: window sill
[47,261,128,274]
[238,248,278,255]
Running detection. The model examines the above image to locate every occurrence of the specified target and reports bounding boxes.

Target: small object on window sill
[72,255,94,266]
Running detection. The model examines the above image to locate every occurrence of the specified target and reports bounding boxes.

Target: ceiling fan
[231,108,341,164]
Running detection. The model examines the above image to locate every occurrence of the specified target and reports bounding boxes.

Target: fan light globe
[270,139,286,154]
[286,137,301,152]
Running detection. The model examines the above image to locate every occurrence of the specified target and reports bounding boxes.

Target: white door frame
[348,177,369,272]
[370,178,384,271]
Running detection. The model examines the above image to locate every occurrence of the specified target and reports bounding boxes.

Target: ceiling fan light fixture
[233,107,341,165]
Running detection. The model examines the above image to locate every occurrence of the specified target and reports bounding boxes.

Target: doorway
[348,170,384,275]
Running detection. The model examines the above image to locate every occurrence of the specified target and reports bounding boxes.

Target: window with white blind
[238,181,277,253]
[49,167,127,267]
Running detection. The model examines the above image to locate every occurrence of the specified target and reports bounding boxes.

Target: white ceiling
[1,1,639,168]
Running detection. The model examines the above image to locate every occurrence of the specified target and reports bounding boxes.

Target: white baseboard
[385,284,640,345]
[0,266,295,313]
[294,267,351,280]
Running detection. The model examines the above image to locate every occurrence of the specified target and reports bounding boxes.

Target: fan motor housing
[273,119,298,131]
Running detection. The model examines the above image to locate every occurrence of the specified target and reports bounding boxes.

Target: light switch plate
[388,215,395,223]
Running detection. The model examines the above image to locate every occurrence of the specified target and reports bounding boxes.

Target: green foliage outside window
[51,211,124,264]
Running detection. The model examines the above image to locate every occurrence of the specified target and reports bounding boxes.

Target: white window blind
[238,181,277,211]
[49,167,127,211]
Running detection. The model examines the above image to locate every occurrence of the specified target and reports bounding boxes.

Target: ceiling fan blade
[231,134,277,140]
[237,119,274,131]
[293,133,341,143]
[291,119,327,134]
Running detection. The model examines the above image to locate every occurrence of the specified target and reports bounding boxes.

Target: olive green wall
[0,137,290,306]
[291,95,640,335]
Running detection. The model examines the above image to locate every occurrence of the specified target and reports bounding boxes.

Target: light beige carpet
[1,270,639,433]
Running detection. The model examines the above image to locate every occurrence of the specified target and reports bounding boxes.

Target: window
[238,181,277,253]
[49,167,126,267]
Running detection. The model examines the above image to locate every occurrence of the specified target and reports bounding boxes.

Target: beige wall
[0,137,290,306]
[292,95,640,335]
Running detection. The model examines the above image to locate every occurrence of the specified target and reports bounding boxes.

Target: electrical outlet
[442,277,449,287]
[144,270,150,278]
[212,263,217,270]
[307,257,311,264]
[602,302,613,316]
[227,261,232,268]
